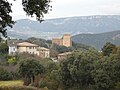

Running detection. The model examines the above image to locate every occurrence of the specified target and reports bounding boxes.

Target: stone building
[17,42,39,55]
[37,47,50,58]
[58,52,72,60]
[52,34,72,47]
[8,41,50,58]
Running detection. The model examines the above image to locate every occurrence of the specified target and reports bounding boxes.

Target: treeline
[0,42,120,90]
[60,44,120,90]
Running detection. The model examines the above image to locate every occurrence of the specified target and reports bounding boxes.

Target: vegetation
[0,68,12,81]
[19,59,45,86]
[0,80,23,87]
[0,86,41,90]
[24,37,92,58]
[101,42,116,56]
[0,0,51,37]
[0,42,8,55]
[0,41,120,90]
[72,30,120,50]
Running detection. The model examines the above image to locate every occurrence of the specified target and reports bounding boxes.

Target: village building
[17,42,39,55]
[37,47,50,58]
[58,52,72,60]
[8,40,50,58]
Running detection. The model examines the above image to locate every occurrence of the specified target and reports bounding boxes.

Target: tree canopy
[19,59,45,85]
[0,0,51,37]
[101,42,116,56]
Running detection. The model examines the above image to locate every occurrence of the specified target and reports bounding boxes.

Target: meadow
[0,81,46,90]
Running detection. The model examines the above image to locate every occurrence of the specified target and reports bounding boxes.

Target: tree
[91,49,120,90]
[51,44,73,53]
[60,49,99,89]
[19,59,45,85]
[101,42,116,56]
[0,0,51,37]
[0,0,14,37]
[0,42,8,55]
[0,68,12,80]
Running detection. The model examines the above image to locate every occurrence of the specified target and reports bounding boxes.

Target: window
[29,47,32,49]
[13,48,16,51]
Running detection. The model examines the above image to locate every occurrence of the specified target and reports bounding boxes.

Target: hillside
[7,15,120,39]
[72,30,120,50]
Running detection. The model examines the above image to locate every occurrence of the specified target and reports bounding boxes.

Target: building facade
[52,34,72,47]
[58,52,72,60]
[37,47,50,58]
[17,42,39,55]
[8,41,50,58]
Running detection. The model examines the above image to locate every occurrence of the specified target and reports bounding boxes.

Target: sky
[8,0,120,20]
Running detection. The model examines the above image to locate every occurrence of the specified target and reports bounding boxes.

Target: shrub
[0,68,12,80]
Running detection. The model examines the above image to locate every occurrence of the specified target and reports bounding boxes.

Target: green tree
[60,49,99,89]
[0,0,51,37]
[0,42,8,55]
[92,55,120,90]
[19,59,45,85]
[51,44,73,53]
[0,68,12,80]
[101,42,116,56]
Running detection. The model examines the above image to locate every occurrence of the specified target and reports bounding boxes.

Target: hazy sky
[8,0,120,20]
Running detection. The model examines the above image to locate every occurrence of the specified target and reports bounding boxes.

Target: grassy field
[0,81,47,90]
[0,80,23,87]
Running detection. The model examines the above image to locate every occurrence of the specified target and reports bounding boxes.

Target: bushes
[0,68,12,80]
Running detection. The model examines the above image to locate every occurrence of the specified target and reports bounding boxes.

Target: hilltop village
[0,32,120,90]
[7,34,73,61]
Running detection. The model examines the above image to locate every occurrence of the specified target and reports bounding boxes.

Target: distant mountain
[72,30,120,50]
[7,15,120,39]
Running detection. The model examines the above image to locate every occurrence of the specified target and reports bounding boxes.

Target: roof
[58,52,72,56]
[17,42,38,47]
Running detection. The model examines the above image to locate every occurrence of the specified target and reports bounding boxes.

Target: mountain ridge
[7,15,120,39]
[72,30,120,50]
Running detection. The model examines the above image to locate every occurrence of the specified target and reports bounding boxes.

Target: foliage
[72,42,92,50]
[22,0,51,22]
[101,42,116,56]
[0,0,51,37]
[27,37,49,48]
[0,0,14,37]
[38,62,61,90]
[72,30,120,50]
[19,59,45,85]
[92,56,120,90]
[51,44,74,53]
[0,42,8,55]
[7,57,17,65]
[0,68,12,80]
[60,49,99,89]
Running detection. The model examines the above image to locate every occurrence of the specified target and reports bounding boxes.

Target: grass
[0,80,23,87]
[0,81,47,90]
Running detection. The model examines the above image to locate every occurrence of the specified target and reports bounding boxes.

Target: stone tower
[62,34,72,47]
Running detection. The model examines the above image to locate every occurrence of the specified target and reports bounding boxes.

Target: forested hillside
[72,30,120,50]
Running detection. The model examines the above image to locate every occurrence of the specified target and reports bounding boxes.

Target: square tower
[62,34,72,47]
